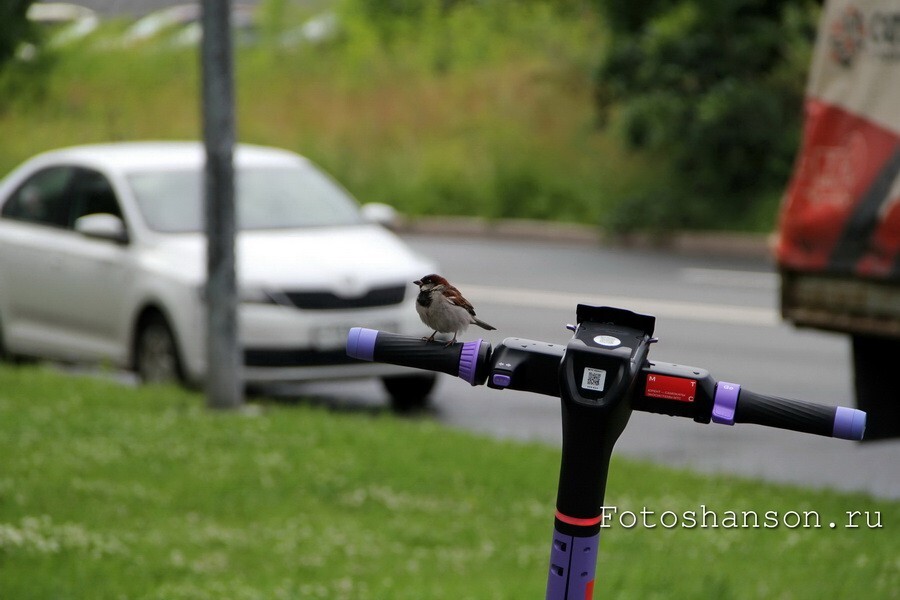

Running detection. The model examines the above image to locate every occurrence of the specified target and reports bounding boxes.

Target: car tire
[851,333,900,441]
[135,313,184,385]
[382,373,437,413]
[0,315,8,362]
[0,315,35,365]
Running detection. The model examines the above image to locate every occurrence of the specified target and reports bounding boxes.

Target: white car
[0,142,438,410]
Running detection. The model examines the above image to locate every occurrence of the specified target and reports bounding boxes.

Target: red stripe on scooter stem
[555,510,603,527]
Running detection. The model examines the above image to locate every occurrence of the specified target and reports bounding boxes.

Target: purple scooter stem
[546,528,599,600]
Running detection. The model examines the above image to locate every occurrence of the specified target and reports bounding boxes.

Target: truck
[776,0,900,439]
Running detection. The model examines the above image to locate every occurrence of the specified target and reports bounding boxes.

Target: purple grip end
[346,327,377,361]
[833,406,866,440]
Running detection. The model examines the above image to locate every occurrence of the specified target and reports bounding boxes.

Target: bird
[413,274,496,345]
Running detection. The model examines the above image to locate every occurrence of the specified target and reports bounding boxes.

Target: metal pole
[201,0,242,409]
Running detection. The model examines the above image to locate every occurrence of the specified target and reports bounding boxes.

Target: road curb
[396,216,775,260]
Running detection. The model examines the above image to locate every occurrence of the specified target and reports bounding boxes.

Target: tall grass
[0,2,668,228]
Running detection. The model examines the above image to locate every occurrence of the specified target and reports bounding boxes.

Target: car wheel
[0,315,8,362]
[382,373,437,413]
[135,314,183,385]
[0,315,34,365]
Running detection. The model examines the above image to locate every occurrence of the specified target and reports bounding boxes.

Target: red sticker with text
[645,374,696,402]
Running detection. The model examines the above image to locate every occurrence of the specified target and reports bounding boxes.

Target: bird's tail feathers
[472,317,496,331]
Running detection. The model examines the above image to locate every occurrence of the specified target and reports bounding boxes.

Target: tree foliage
[0,0,36,69]
[0,0,56,114]
[594,0,820,231]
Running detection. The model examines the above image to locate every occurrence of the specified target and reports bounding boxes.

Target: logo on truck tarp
[829,4,900,67]
[830,6,865,67]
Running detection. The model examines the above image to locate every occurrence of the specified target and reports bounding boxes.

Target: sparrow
[413,274,496,345]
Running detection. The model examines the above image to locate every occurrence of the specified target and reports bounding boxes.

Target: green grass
[0,364,897,599]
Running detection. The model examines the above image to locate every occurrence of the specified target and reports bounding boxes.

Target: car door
[0,166,133,363]
[0,165,77,356]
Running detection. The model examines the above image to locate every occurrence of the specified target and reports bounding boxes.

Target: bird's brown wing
[444,284,478,317]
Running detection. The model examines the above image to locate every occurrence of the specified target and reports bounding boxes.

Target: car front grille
[281,285,406,310]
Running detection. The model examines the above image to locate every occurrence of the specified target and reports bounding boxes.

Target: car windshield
[126,165,363,232]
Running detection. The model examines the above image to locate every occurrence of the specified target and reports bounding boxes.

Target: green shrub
[594,0,819,231]
[0,0,37,68]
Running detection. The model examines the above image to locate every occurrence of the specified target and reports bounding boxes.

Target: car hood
[238,225,433,291]
[147,225,434,292]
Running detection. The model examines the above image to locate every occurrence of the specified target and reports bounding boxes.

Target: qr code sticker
[581,367,607,392]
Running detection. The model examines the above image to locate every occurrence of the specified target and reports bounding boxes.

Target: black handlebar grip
[712,383,866,440]
[346,328,491,385]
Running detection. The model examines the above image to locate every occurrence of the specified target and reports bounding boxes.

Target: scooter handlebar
[346,328,866,440]
[346,327,491,385]
[634,362,866,440]
[714,385,866,441]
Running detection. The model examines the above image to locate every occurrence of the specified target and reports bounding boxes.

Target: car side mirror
[74,213,129,244]
[360,202,400,230]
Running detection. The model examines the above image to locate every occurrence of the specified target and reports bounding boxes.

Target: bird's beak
[413,280,422,286]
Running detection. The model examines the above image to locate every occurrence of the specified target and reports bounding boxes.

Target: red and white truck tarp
[777,0,900,336]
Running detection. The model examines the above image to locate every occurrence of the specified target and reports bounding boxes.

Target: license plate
[311,321,398,350]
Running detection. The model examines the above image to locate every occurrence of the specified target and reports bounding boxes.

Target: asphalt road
[301,233,900,500]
